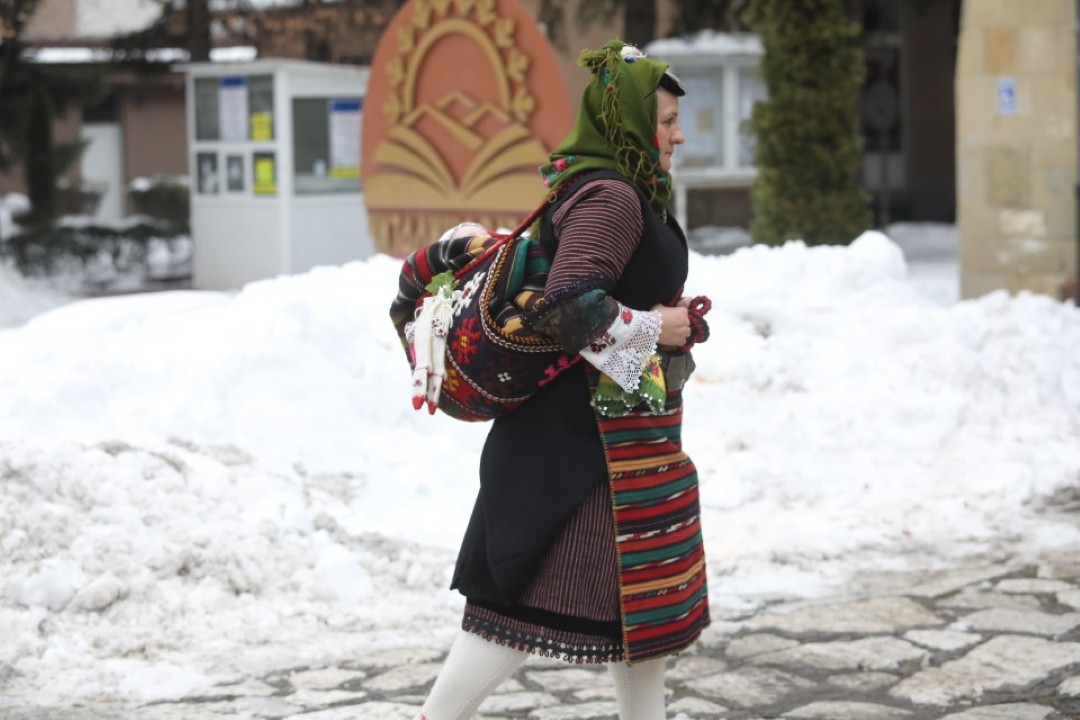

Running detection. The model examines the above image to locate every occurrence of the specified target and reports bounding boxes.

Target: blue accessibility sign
[997,77,1017,116]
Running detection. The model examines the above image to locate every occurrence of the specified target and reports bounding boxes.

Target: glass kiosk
[646,33,765,232]
[181,59,370,290]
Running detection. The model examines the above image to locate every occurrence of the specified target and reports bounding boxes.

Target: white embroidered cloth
[579,304,661,392]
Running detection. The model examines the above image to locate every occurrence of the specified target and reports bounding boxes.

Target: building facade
[955,0,1077,300]
[0,0,188,214]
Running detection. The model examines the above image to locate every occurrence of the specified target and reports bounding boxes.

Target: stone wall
[956,0,1077,299]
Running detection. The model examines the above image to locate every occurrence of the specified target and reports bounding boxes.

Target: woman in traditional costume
[416,39,710,720]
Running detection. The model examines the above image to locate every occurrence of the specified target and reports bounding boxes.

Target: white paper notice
[329,99,362,177]
[219,76,248,142]
[679,75,717,164]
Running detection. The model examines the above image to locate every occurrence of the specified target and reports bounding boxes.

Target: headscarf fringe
[540,39,673,213]
[577,43,666,211]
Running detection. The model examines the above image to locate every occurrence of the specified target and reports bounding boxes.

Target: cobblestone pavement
[5,557,1080,720]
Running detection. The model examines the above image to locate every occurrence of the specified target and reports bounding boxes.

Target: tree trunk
[187,0,211,62]
[623,0,656,46]
[24,79,57,223]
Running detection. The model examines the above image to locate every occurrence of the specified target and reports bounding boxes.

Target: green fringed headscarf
[540,39,677,212]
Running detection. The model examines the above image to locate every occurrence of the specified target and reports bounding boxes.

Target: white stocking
[415,631,528,720]
[608,656,668,720]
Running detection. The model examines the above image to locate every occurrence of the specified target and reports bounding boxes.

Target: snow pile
[0,231,1078,704]
[685,232,1080,598]
[0,262,71,329]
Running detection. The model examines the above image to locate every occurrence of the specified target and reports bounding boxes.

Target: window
[677,71,722,168]
[292,98,363,194]
[194,74,275,142]
[248,75,274,141]
[196,152,219,194]
[863,0,902,38]
[668,63,765,171]
[253,152,277,195]
[194,78,219,141]
[862,48,902,153]
[226,154,245,192]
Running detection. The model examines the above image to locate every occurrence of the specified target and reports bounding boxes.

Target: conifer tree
[24,80,57,224]
[743,0,871,246]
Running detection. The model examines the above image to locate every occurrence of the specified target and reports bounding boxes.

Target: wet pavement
[4,555,1080,719]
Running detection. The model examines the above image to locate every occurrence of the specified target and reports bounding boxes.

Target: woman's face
[656,87,685,173]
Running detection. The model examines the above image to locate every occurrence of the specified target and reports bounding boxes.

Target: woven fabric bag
[388,193,580,422]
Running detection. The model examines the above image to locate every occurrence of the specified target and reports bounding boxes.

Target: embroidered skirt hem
[462,602,623,665]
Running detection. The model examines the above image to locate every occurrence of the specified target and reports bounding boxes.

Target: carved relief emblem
[362,0,571,255]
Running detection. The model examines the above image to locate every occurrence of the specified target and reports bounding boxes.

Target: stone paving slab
[724,633,800,659]
[287,668,366,690]
[826,671,901,693]
[478,691,561,715]
[890,635,1080,706]
[1058,589,1080,609]
[1059,675,1080,697]
[528,700,618,719]
[890,567,1018,600]
[683,665,816,708]
[936,704,1055,720]
[748,636,928,672]
[939,587,1043,611]
[902,629,982,651]
[667,696,728,716]
[953,608,1080,636]
[1039,559,1080,580]
[995,578,1075,595]
[748,596,944,635]
[783,700,914,719]
[667,655,728,681]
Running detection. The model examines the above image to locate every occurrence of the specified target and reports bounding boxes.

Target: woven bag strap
[454,174,589,279]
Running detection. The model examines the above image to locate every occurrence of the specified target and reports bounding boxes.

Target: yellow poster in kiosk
[250,112,273,141]
[253,152,277,195]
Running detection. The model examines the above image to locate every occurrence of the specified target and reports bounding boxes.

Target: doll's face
[656,87,685,173]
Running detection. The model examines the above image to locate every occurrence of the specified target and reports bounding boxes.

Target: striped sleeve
[546,179,644,294]
[530,180,661,390]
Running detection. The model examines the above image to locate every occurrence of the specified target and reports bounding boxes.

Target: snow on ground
[0,262,72,328]
[1,226,1079,706]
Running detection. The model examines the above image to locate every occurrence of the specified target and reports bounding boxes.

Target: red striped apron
[591,373,711,663]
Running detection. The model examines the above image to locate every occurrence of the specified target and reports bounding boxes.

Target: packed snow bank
[0,261,71,329]
[1,231,1078,704]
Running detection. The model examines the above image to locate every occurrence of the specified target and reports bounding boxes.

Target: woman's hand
[653,303,691,348]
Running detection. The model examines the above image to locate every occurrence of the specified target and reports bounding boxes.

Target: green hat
[539,39,684,212]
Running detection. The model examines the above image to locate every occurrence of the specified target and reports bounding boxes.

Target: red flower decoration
[452,317,482,363]
[621,309,633,324]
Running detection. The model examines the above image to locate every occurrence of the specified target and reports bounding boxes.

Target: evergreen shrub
[129,175,190,233]
[743,0,872,246]
[1,222,189,285]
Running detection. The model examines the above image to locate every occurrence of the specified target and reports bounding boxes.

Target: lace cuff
[579,304,662,392]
